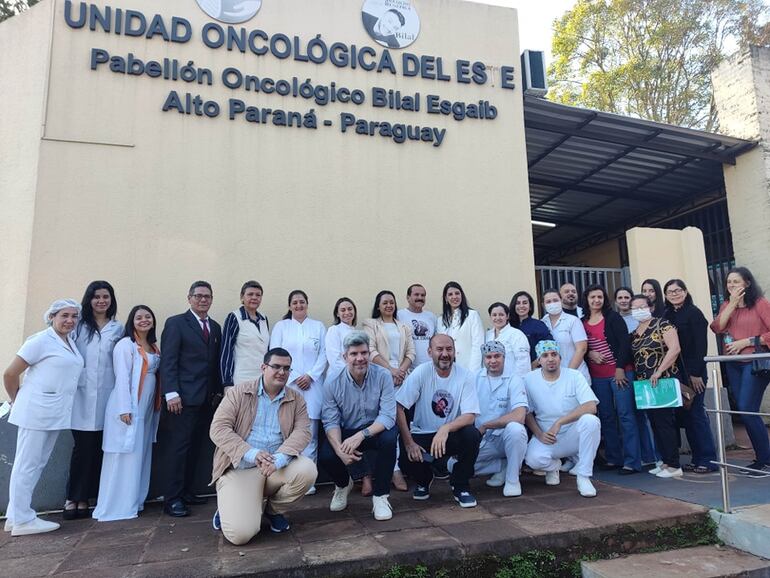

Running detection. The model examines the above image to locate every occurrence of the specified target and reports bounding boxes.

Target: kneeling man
[473,341,528,497]
[210,348,317,545]
[524,341,600,498]
[397,334,481,507]
[320,331,397,521]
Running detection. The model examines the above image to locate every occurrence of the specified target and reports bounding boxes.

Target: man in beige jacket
[209,347,317,545]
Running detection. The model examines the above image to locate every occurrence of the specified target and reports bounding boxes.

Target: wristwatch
[362,428,372,439]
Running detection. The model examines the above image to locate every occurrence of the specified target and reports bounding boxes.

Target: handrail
[706,352,770,514]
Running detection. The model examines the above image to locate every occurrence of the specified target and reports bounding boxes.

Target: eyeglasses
[265,363,291,373]
[665,289,684,296]
[190,294,213,301]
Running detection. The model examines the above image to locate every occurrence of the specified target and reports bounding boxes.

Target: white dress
[325,323,354,385]
[93,341,160,522]
[436,309,485,371]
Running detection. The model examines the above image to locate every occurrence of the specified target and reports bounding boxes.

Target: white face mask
[631,308,652,322]
[545,302,563,316]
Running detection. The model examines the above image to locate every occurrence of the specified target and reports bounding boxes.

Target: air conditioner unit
[521,50,547,97]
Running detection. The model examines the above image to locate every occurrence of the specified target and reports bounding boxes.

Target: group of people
[3,268,769,544]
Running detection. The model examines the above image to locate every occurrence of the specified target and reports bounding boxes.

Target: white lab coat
[10,327,84,431]
[269,317,328,418]
[324,322,354,385]
[71,320,124,431]
[485,325,531,377]
[541,312,591,382]
[437,309,485,371]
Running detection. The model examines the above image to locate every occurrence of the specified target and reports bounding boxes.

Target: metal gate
[535,266,632,299]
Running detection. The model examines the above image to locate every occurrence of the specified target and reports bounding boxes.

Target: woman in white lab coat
[436,281,485,370]
[269,289,327,494]
[65,280,123,520]
[3,299,84,536]
[485,302,531,377]
[325,297,358,384]
[93,305,161,521]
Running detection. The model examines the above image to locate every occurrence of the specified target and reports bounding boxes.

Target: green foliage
[548,0,770,130]
[495,550,557,578]
[0,0,40,23]
[382,564,430,578]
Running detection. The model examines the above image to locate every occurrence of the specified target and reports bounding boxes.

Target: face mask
[631,308,652,322]
[545,302,563,316]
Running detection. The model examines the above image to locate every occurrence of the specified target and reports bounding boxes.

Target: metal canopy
[524,96,757,264]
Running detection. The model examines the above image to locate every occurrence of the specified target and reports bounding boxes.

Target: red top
[710,297,770,355]
[584,318,617,379]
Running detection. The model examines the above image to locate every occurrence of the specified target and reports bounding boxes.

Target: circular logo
[362,0,420,49]
[195,0,262,24]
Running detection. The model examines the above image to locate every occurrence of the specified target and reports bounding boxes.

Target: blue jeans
[592,371,641,470]
[676,376,717,469]
[636,410,658,464]
[725,362,770,464]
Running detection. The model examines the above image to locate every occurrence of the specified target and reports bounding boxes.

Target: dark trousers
[404,425,481,492]
[66,430,103,502]
[676,376,717,469]
[319,427,398,496]
[647,408,680,467]
[161,404,211,502]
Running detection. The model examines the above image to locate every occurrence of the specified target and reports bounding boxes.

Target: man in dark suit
[160,280,222,517]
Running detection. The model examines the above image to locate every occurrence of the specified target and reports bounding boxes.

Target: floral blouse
[631,317,680,381]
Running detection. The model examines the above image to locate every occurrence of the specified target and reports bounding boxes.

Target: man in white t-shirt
[396,334,481,507]
[472,341,528,497]
[397,284,437,367]
[524,340,600,498]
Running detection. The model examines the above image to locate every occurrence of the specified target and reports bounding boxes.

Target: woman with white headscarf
[2,299,85,536]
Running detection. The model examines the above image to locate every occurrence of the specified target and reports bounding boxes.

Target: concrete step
[581,545,770,577]
[712,504,770,559]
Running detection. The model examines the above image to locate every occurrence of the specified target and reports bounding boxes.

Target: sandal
[692,465,713,474]
[682,463,697,472]
[63,500,78,521]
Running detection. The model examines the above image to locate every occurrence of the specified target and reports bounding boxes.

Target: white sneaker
[577,475,597,497]
[545,470,560,486]
[4,519,12,532]
[648,461,664,475]
[11,517,60,536]
[486,470,506,488]
[503,481,522,497]
[305,485,317,496]
[656,467,683,479]
[560,458,576,472]
[372,495,393,521]
[329,479,353,512]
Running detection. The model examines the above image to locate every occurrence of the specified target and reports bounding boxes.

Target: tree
[0,0,40,24]
[548,0,770,131]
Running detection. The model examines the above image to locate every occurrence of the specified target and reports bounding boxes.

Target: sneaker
[576,475,597,497]
[305,485,317,496]
[560,458,576,472]
[372,495,393,521]
[503,481,522,497]
[4,519,12,532]
[486,470,506,488]
[745,464,770,478]
[11,517,60,536]
[656,467,683,479]
[212,510,221,531]
[648,461,664,475]
[545,470,560,486]
[330,478,353,512]
[264,512,290,533]
[413,481,432,501]
[452,488,477,508]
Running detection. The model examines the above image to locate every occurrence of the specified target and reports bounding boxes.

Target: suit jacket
[160,310,222,406]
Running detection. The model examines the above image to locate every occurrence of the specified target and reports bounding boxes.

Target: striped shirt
[220,306,268,386]
[584,318,616,379]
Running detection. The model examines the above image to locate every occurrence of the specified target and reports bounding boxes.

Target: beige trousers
[216,456,317,545]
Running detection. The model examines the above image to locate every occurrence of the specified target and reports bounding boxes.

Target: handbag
[751,337,770,378]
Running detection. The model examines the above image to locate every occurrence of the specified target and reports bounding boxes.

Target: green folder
[633,378,683,409]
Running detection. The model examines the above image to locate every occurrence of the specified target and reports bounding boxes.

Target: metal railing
[535,266,631,298]
[704,353,770,514]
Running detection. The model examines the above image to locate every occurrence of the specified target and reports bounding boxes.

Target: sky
[466,0,577,64]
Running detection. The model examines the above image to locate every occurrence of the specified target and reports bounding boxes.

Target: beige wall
[1,0,534,391]
[0,1,54,393]
[567,239,622,268]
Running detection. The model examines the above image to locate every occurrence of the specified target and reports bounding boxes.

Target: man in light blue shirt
[321,331,397,521]
[472,341,528,497]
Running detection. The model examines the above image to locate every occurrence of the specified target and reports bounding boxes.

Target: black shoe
[62,508,78,521]
[740,462,770,478]
[264,512,290,533]
[597,462,620,471]
[619,467,639,475]
[164,499,190,517]
[182,493,208,505]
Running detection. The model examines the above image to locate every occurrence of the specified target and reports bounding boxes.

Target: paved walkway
[2,472,708,578]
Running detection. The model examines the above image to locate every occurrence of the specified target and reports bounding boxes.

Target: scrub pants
[525,414,601,477]
[7,427,60,526]
[474,422,528,483]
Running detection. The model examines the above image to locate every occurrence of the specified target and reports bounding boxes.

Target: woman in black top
[509,291,552,363]
[664,279,717,473]
[581,285,640,472]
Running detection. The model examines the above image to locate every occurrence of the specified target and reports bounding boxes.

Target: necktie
[202,318,210,342]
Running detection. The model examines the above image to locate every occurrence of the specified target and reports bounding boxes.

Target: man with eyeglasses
[210,347,316,545]
[159,281,223,517]
[320,331,397,521]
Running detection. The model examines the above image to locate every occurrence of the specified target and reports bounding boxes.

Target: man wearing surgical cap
[3,299,84,535]
[469,341,529,497]
[523,340,601,498]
